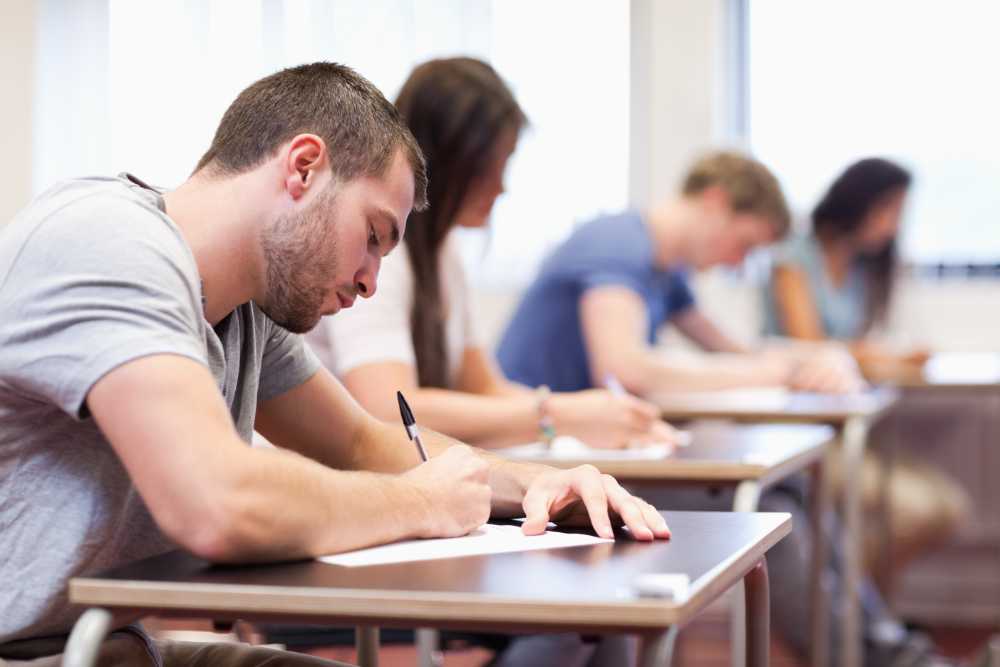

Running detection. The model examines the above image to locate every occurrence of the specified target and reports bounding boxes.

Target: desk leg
[415,628,443,667]
[355,625,380,667]
[638,626,678,667]
[809,455,833,667]
[841,416,869,667]
[745,559,770,667]
[63,608,112,667]
[730,480,761,667]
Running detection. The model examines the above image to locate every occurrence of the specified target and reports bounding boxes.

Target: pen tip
[397,390,414,426]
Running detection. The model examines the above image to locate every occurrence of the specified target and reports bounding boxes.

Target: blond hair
[681,151,790,237]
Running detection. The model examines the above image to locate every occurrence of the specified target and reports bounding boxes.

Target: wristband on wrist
[535,385,556,447]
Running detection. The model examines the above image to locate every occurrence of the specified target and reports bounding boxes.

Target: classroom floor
[152,616,997,666]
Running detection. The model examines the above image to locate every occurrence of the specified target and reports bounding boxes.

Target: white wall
[629,0,738,209]
[0,0,36,225]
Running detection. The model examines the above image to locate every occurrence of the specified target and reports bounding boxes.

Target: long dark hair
[812,157,912,333]
[394,58,526,387]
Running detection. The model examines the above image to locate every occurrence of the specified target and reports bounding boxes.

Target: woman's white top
[306,233,478,388]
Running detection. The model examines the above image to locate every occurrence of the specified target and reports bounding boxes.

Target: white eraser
[631,573,690,599]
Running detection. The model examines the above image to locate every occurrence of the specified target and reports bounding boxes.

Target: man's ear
[283,134,328,201]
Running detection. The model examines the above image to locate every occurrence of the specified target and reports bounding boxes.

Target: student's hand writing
[403,445,492,538]
[520,465,670,541]
[548,389,679,449]
[787,349,866,394]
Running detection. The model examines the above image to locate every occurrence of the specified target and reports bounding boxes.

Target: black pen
[396,391,429,462]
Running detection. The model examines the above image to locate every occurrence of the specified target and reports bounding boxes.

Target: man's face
[692,210,777,270]
[259,148,415,333]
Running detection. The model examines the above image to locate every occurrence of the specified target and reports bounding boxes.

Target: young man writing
[497,150,862,396]
[0,62,667,666]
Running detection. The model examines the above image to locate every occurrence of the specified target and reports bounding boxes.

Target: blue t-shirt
[497,211,696,392]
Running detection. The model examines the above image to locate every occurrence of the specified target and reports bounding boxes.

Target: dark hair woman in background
[766,157,927,373]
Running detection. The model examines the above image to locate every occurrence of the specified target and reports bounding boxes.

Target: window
[747,0,1000,265]
[33,0,630,287]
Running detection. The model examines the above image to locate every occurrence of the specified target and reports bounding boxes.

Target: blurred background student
[763,157,969,578]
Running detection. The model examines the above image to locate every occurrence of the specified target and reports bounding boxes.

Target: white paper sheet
[664,387,791,410]
[924,352,1000,384]
[498,435,680,461]
[319,523,611,567]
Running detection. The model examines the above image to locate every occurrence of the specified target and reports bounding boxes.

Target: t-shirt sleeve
[665,271,696,315]
[579,266,647,299]
[0,193,207,419]
[770,234,811,270]
[257,320,322,403]
[444,241,480,350]
[322,247,416,377]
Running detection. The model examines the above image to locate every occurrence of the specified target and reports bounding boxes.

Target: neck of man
[644,197,698,270]
[162,168,272,326]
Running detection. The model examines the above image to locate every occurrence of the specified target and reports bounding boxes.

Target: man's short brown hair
[195,62,427,210]
[681,150,790,237]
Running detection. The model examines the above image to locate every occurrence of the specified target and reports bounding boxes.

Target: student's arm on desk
[579,286,791,394]
[671,308,751,354]
[88,355,491,563]
[255,364,670,541]
[336,351,674,450]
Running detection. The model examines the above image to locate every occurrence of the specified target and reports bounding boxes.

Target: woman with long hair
[766,157,926,374]
[309,57,676,453]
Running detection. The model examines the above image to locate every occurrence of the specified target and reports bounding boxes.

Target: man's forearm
[624,351,789,394]
[200,443,430,563]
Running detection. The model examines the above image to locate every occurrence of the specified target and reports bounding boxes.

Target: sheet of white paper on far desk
[663,387,791,410]
[498,435,684,462]
[319,523,612,567]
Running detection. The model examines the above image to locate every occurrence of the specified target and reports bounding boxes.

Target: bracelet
[535,385,556,448]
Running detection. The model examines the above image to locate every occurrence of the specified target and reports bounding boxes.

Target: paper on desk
[499,435,678,461]
[667,387,791,410]
[924,352,1000,384]
[319,523,612,567]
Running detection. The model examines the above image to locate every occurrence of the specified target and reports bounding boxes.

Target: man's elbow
[152,493,253,563]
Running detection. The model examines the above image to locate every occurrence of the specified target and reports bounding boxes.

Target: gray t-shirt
[0,175,321,643]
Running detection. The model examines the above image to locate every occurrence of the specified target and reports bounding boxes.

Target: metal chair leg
[62,608,112,667]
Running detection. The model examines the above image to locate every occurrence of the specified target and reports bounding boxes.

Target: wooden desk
[646,388,898,667]
[67,512,789,667]
[502,422,834,667]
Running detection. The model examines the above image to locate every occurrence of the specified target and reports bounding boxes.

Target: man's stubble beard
[259,187,340,334]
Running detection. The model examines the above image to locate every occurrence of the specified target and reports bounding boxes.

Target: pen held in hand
[604,374,692,448]
[397,390,429,462]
